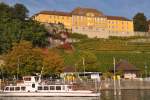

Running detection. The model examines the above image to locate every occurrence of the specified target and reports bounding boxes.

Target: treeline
[0,3,65,78]
[0,3,48,54]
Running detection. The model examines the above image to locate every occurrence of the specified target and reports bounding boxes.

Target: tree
[3,41,43,77]
[3,41,64,77]
[42,50,64,76]
[13,3,29,20]
[133,13,149,32]
[0,3,48,54]
[76,51,99,72]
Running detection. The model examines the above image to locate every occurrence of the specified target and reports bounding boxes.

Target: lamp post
[145,63,148,78]
[82,57,85,78]
[17,57,20,80]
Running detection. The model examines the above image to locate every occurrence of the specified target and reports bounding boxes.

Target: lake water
[0,90,150,100]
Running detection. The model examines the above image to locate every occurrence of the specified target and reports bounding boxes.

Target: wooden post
[113,57,117,95]
[0,79,1,91]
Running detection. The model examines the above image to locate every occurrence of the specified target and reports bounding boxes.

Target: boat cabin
[4,76,73,92]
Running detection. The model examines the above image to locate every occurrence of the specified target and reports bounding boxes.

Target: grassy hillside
[58,34,150,73]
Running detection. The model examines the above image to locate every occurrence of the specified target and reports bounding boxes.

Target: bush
[69,33,88,39]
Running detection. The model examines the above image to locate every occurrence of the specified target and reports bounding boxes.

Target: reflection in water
[1,90,150,100]
[101,90,150,100]
[0,97,99,100]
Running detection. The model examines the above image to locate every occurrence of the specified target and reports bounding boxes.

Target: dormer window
[86,13,94,17]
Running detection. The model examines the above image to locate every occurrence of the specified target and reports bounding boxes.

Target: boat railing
[41,78,100,91]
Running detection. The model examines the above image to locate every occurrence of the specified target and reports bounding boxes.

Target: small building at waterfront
[110,60,140,79]
[60,66,101,81]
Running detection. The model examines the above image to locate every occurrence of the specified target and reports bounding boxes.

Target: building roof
[106,16,131,21]
[115,60,139,71]
[36,11,72,16]
[63,66,76,72]
[71,7,104,17]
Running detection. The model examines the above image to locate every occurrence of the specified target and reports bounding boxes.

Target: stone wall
[100,79,150,90]
[72,28,150,38]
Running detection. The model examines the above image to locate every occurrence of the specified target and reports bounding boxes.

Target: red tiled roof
[71,7,104,17]
[63,66,76,72]
[37,11,72,16]
[106,16,131,21]
[115,60,139,71]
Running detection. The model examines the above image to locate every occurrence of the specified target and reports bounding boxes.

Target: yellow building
[33,11,72,29]
[32,7,134,38]
[106,16,134,33]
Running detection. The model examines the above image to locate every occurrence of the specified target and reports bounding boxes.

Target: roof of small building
[115,60,140,71]
[71,7,104,17]
[63,66,76,72]
[109,60,140,72]
[106,16,131,21]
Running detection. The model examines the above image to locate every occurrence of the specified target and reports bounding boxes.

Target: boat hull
[0,92,100,97]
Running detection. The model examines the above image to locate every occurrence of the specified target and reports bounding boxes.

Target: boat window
[50,86,55,90]
[32,84,35,88]
[10,87,14,91]
[21,87,26,91]
[62,86,65,90]
[15,87,20,91]
[56,86,61,90]
[44,86,49,90]
[67,86,72,89]
[24,77,31,81]
[38,86,42,90]
[5,87,9,91]
[35,77,39,82]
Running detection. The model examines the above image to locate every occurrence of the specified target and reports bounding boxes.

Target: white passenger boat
[0,76,100,97]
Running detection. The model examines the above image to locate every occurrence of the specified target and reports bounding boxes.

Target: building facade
[32,7,134,38]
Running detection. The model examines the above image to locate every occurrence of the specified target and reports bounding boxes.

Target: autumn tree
[3,41,64,78]
[3,41,43,77]
[42,51,64,76]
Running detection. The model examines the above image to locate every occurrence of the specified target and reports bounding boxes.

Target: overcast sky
[0,0,150,19]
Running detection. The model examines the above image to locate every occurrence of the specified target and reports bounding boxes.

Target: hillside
[58,34,150,73]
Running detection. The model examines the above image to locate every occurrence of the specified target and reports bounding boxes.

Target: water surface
[1,90,150,100]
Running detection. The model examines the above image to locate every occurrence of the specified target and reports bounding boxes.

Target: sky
[0,0,150,19]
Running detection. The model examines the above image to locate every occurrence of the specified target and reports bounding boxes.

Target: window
[32,84,35,88]
[21,87,26,91]
[24,77,31,81]
[15,87,20,91]
[38,86,42,90]
[44,86,49,90]
[50,86,55,90]
[10,87,14,91]
[56,86,61,90]
[5,87,9,91]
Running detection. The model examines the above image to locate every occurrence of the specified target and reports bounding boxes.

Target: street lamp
[82,57,85,77]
